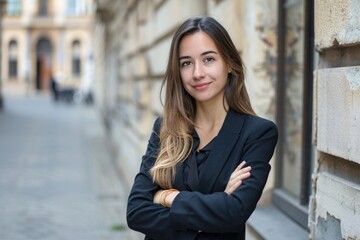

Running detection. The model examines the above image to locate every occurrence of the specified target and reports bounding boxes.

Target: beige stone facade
[309,0,360,239]
[1,0,95,94]
[92,0,360,239]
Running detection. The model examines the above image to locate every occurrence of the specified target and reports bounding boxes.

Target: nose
[193,62,205,80]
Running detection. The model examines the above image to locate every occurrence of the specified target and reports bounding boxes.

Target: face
[178,31,230,105]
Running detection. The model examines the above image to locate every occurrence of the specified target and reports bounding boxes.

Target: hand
[225,161,251,195]
[153,189,180,207]
[153,189,163,204]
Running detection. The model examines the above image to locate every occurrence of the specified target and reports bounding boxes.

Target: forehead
[179,31,219,56]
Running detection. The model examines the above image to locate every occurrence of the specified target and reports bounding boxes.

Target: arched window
[8,40,18,78]
[72,40,81,76]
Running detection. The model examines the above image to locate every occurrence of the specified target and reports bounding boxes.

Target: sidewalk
[0,93,142,240]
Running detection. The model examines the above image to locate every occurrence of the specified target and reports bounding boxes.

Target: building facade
[1,0,95,95]
[309,0,360,239]
[93,0,359,239]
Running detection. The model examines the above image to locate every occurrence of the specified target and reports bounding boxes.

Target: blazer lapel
[198,109,245,194]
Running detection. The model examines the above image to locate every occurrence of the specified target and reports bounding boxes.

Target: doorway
[35,38,52,91]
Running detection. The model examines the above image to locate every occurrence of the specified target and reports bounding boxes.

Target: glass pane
[68,0,87,16]
[9,60,17,77]
[281,0,304,198]
[72,59,81,76]
[7,0,21,15]
[68,0,77,16]
[39,0,48,16]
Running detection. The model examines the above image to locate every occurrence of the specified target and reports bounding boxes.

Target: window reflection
[281,0,304,198]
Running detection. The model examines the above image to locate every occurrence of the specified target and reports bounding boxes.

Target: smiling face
[178,31,230,106]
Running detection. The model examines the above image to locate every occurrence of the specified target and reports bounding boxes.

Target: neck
[195,100,228,130]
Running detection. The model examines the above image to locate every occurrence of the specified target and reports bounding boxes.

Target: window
[67,0,87,16]
[274,0,314,229]
[8,40,18,78]
[38,0,48,16]
[6,0,21,16]
[72,40,81,76]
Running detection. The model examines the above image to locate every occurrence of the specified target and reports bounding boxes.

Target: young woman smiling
[127,16,278,240]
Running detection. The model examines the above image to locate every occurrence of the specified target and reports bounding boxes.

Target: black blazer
[127,109,278,240]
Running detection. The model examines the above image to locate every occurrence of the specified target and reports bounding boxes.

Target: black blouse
[183,131,216,191]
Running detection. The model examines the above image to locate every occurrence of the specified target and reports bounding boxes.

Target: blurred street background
[1,0,359,240]
[0,92,142,240]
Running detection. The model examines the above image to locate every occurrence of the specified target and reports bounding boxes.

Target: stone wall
[309,0,360,239]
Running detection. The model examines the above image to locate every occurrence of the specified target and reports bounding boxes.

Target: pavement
[0,93,143,240]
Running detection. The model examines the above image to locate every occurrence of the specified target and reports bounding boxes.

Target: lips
[193,82,210,90]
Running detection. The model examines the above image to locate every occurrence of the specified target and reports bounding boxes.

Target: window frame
[71,40,81,77]
[8,40,18,78]
[274,0,314,230]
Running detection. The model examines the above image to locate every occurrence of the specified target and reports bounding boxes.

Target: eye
[204,57,215,63]
[180,61,192,68]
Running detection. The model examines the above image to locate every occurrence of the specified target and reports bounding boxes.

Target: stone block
[117,81,126,99]
[312,172,360,239]
[154,0,206,39]
[208,0,247,51]
[317,66,360,163]
[151,79,164,115]
[146,39,171,76]
[129,54,149,78]
[315,0,360,49]
[113,123,143,187]
[134,79,151,107]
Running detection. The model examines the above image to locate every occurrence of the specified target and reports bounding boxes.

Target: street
[0,94,142,240]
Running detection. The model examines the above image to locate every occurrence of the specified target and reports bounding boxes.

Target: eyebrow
[178,50,218,60]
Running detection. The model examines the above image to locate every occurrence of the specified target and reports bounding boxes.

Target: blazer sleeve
[169,119,278,233]
[127,118,175,239]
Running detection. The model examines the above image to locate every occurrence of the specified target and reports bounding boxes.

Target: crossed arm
[127,117,278,237]
[153,160,252,207]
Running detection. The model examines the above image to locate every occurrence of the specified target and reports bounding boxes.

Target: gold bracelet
[159,190,168,207]
[160,189,178,208]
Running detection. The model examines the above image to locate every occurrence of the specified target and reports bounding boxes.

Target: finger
[230,166,251,179]
[228,172,252,193]
[237,161,247,170]
[231,172,251,185]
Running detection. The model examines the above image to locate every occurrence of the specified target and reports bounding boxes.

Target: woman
[127,16,278,240]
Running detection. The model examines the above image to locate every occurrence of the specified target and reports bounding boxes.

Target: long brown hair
[150,16,255,189]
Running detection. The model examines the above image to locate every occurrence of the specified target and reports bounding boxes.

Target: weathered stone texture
[312,172,360,239]
[315,0,360,49]
[317,66,360,164]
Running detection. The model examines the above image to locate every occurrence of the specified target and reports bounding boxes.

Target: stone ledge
[247,205,309,240]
